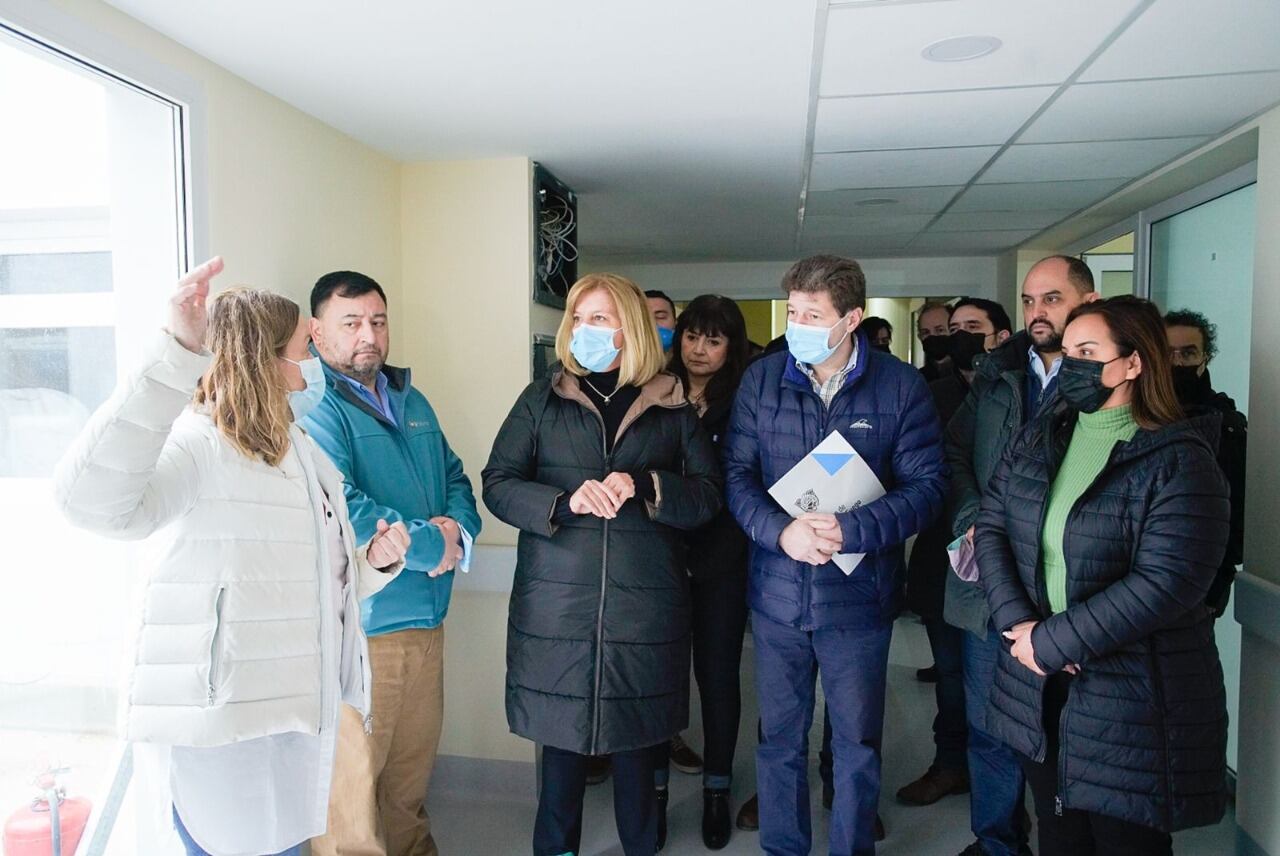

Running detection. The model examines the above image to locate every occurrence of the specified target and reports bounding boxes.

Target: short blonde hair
[555,273,666,387]
[194,286,298,466]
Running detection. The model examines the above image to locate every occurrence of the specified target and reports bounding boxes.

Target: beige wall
[36,0,403,308]
[399,157,535,549]
[1237,102,1280,856]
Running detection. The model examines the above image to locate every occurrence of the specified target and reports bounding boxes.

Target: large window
[0,19,188,850]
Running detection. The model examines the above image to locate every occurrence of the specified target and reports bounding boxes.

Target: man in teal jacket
[303,270,481,856]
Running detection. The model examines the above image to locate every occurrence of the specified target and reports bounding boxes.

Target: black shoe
[702,788,731,850]
[735,793,759,831]
[585,754,611,785]
[916,665,939,682]
[656,787,669,851]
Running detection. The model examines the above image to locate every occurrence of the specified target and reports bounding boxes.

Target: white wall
[584,256,1000,302]
[1237,103,1280,856]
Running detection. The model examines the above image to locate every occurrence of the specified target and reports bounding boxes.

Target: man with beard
[304,270,482,856]
[942,257,1095,856]
[1165,309,1247,616]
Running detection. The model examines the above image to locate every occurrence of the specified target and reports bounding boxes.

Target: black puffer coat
[976,407,1231,833]
[482,369,721,756]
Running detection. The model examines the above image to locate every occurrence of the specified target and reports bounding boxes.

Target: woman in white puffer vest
[53,257,410,856]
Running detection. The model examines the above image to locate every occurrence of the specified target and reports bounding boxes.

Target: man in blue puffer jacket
[724,255,946,856]
[302,270,481,856]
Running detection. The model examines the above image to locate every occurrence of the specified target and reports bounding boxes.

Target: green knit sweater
[1042,404,1139,614]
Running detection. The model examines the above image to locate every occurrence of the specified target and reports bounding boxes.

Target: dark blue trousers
[753,612,893,856]
[534,744,657,856]
[963,625,1031,856]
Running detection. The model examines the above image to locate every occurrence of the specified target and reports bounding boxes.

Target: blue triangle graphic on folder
[813,452,853,476]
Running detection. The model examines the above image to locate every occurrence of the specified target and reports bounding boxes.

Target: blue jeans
[173,805,302,856]
[754,612,892,856]
[962,625,1030,856]
[926,617,968,771]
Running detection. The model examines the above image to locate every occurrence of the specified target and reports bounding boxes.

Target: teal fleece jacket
[302,360,481,637]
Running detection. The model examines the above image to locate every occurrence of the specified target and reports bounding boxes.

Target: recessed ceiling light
[922,35,1002,63]
[855,197,899,207]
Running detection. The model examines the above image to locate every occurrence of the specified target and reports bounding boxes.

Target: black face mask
[948,330,988,371]
[1058,355,1127,413]
[1170,364,1209,403]
[921,334,951,363]
[872,342,892,354]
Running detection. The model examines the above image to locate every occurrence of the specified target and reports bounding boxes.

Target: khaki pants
[313,626,445,856]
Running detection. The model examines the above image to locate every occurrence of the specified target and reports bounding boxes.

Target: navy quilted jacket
[976,407,1230,832]
[723,332,947,630]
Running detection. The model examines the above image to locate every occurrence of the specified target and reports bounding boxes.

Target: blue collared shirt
[1027,343,1062,418]
[330,369,472,571]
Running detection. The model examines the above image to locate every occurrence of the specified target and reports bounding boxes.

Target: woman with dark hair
[856,315,893,352]
[654,294,752,849]
[976,295,1231,855]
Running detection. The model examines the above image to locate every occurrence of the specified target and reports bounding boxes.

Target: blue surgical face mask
[786,315,852,366]
[284,356,326,421]
[657,325,675,351]
[570,323,622,373]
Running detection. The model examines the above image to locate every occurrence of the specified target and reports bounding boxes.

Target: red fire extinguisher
[3,769,92,856]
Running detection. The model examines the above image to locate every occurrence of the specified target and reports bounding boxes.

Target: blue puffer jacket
[302,361,482,637]
[723,333,947,630]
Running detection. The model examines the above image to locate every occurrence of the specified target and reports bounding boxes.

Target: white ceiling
[105,0,1280,263]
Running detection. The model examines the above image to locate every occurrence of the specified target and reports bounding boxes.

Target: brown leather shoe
[895,765,970,806]
[735,793,759,831]
[585,754,611,785]
[670,733,704,774]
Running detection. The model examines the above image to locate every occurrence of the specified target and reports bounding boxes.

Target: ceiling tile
[1082,0,1280,81]
[931,210,1076,232]
[799,234,921,257]
[978,138,1206,184]
[1021,73,1280,143]
[950,179,1126,211]
[805,185,963,216]
[909,229,1039,253]
[815,87,1054,151]
[821,0,1144,96]
[811,147,999,190]
[803,213,937,237]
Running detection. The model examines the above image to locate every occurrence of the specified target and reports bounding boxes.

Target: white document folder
[767,430,886,574]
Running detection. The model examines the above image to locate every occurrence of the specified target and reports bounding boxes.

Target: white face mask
[284,356,326,421]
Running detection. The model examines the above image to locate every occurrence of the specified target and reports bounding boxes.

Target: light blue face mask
[785,315,852,366]
[570,323,622,373]
[657,326,675,351]
[284,356,326,421]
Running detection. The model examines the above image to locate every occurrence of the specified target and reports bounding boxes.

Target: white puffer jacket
[54,334,399,747]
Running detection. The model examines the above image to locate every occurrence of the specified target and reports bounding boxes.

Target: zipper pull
[363,714,374,735]
[207,686,216,706]
[1054,795,1064,816]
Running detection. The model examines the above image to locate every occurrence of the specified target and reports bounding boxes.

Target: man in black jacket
[1165,309,1247,615]
[899,298,1012,808]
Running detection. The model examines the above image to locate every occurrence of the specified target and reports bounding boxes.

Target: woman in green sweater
[977,296,1231,856]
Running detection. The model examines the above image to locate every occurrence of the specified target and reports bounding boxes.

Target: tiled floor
[429,616,1238,854]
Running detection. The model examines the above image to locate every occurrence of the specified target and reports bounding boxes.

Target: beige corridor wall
[31,0,403,307]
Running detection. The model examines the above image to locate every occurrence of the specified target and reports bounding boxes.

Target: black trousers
[655,566,748,786]
[1021,674,1173,856]
[535,744,659,856]
[923,616,968,771]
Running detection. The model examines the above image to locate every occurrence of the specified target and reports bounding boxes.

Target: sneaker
[896,765,970,806]
[585,754,611,785]
[670,733,704,775]
[735,793,759,831]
